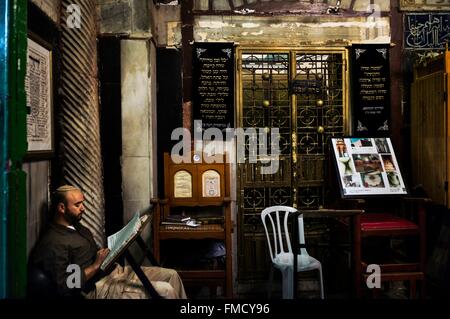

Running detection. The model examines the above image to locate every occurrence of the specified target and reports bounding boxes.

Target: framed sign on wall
[330,137,408,197]
[25,35,53,157]
[351,44,391,136]
[404,13,450,50]
[192,42,235,132]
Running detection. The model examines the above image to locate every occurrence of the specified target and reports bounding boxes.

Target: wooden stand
[152,152,233,298]
[101,214,162,299]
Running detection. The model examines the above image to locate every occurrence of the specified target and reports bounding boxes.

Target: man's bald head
[52,185,81,208]
[52,185,85,225]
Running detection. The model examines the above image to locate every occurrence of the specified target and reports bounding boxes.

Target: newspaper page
[100,212,142,270]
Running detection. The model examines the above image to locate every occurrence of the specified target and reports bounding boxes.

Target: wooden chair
[359,197,430,298]
[327,137,431,298]
[340,197,430,298]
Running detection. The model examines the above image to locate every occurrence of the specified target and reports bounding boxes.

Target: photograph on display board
[331,137,408,197]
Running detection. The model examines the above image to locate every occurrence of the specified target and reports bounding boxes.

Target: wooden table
[292,208,363,299]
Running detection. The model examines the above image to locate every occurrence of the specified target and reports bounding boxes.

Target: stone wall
[194,15,390,46]
[30,0,60,24]
[97,0,152,37]
[154,2,180,47]
[156,1,390,48]
[193,0,390,13]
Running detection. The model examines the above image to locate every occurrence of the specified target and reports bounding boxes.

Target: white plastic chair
[261,205,324,299]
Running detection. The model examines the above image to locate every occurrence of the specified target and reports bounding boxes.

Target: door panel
[294,52,345,208]
[411,68,446,206]
[237,48,348,280]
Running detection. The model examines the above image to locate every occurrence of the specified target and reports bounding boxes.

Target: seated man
[30,185,187,299]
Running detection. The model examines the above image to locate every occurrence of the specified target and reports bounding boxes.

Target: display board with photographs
[331,137,408,197]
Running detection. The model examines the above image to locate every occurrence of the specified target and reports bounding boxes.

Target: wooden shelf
[152,152,233,298]
[159,224,225,240]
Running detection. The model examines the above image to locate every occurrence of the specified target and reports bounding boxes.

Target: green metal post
[0,0,10,299]
[7,0,27,298]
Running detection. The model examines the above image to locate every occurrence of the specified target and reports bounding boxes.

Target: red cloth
[360,213,418,231]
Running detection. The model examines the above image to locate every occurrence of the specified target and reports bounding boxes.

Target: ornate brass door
[236,48,349,280]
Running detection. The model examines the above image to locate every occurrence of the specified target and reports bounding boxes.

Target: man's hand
[93,248,110,269]
[84,248,110,282]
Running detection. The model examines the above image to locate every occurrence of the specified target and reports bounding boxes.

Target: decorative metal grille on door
[294,52,345,209]
[237,49,348,280]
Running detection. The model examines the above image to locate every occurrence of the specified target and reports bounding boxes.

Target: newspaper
[100,212,142,271]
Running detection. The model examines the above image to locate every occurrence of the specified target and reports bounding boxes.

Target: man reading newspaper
[30,185,187,299]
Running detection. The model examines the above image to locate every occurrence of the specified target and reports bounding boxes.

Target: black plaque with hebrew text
[193,42,235,131]
[351,44,391,137]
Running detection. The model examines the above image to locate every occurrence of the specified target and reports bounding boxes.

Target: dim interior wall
[24,161,49,258]
[120,39,156,229]
[353,0,390,12]
[98,38,123,237]
[29,0,60,24]
[154,3,180,47]
[97,1,159,247]
[26,1,60,261]
[155,48,183,197]
[97,0,153,38]
[149,41,158,203]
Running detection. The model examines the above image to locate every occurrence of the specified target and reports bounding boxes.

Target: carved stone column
[59,0,105,246]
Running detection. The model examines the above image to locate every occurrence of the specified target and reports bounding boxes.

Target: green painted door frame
[0,0,10,299]
[7,0,27,298]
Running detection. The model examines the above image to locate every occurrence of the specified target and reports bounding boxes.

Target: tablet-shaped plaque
[202,170,220,198]
[174,170,192,198]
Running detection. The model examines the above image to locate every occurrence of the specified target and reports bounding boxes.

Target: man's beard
[65,210,82,225]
